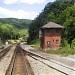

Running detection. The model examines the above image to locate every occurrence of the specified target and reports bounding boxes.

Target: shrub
[61,38,69,47]
[71,39,75,49]
[29,38,40,49]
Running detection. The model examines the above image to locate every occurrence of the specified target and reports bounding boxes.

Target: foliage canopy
[28,0,74,45]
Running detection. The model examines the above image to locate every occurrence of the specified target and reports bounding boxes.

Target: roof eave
[41,27,64,29]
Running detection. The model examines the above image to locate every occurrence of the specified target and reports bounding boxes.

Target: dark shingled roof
[41,22,64,29]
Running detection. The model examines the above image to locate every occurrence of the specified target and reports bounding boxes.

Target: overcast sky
[0,0,55,20]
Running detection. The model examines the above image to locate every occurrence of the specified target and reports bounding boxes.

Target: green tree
[28,0,74,43]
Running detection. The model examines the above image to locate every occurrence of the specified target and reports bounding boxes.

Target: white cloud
[0,7,38,19]
[3,0,18,4]
[21,0,45,4]
[3,0,45,4]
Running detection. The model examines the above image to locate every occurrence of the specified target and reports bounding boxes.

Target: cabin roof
[41,22,64,29]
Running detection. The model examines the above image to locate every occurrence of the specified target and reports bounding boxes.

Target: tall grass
[47,47,75,56]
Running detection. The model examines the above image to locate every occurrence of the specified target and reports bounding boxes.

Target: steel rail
[0,45,12,60]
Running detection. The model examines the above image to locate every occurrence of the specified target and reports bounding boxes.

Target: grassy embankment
[30,39,75,56]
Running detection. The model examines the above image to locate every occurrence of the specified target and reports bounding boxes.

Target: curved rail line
[20,45,75,75]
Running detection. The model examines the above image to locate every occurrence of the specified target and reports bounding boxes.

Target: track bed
[6,45,34,75]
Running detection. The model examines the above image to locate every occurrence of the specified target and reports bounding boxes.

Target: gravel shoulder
[26,55,65,75]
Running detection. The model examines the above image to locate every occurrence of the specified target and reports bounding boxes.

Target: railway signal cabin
[39,22,64,50]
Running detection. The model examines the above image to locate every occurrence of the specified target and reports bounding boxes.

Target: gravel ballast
[26,55,65,75]
[0,46,16,75]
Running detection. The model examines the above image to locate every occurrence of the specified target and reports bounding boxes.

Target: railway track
[28,53,75,74]
[21,45,75,75]
[1,44,74,75]
[6,44,34,75]
[0,45,12,60]
[22,50,68,75]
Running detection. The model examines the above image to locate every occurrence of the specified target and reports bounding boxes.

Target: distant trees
[0,18,31,29]
[0,23,20,40]
[0,23,29,43]
[0,18,31,43]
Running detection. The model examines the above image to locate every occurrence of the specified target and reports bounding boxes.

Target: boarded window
[47,41,50,48]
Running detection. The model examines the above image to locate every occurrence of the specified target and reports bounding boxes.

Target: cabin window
[56,40,59,45]
[46,29,50,34]
[56,29,59,34]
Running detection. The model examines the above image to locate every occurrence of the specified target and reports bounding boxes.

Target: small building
[39,22,64,50]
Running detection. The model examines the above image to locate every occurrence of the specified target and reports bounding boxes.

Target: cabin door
[47,41,50,48]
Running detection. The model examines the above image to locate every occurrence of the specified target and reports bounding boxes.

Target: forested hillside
[0,18,31,42]
[28,0,74,45]
[0,18,31,29]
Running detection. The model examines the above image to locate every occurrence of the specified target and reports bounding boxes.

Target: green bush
[61,38,69,47]
[71,39,75,49]
[29,38,40,49]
